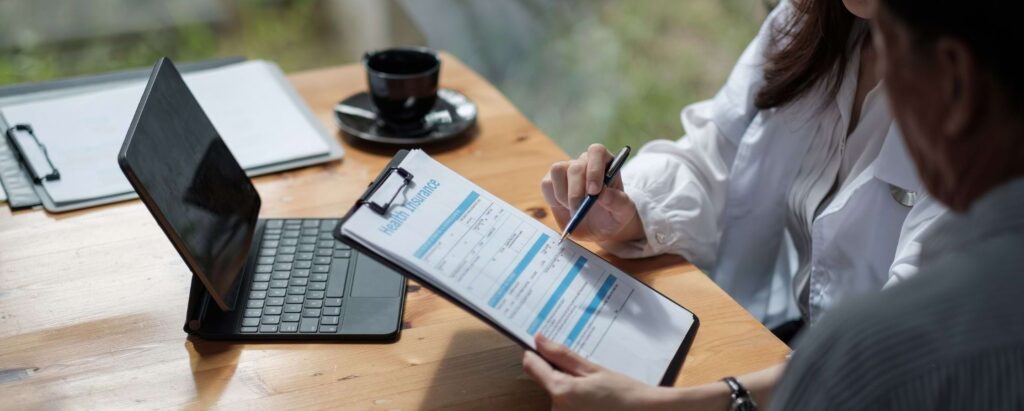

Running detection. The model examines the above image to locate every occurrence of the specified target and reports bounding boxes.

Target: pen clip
[603,145,630,183]
[359,166,414,216]
[5,123,61,183]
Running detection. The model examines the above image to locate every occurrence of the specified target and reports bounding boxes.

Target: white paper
[0,61,330,206]
[343,150,696,385]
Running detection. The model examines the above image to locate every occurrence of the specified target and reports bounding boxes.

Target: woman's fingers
[535,334,600,376]
[549,161,570,209]
[566,159,587,211]
[541,174,571,228]
[586,144,612,195]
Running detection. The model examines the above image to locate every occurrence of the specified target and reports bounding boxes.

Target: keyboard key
[249,290,267,299]
[278,246,297,255]
[285,218,302,225]
[254,273,271,282]
[242,317,260,327]
[304,299,323,308]
[266,297,285,306]
[300,237,317,244]
[301,228,318,236]
[279,322,299,333]
[282,313,301,322]
[241,326,259,333]
[262,240,280,248]
[306,290,325,299]
[266,227,282,234]
[259,325,278,333]
[283,230,300,238]
[334,250,352,258]
[267,220,284,228]
[289,278,308,286]
[251,282,269,291]
[310,273,328,282]
[321,316,339,325]
[270,280,289,289]
[323,306,342,316]
[288,286,306,295]
[303,220,320,228]
[264,233,281,240]
[300,318,319,333]
[245,308,263,317]
[320,220,337,231]
[247,299,264,308]
[274,263,293,271]
[294,261,312,269]
[325,298,343,307]
[271,271,289,280]
[296,252,314,261]
[284,303,303,313]
[259,248,275,256]
[318,240,334,248]
[320,325,338,333]
[277,255,295,263]
[319,232,334,240]
[312,265,330,273]
[285,295,304,304]
[302,308,321,317]
[264,306,283,315]
[256,265,273,273]
[309,282,327,291]
[268,288,286,297]
[298,244,316,252]
[262,315,281,325]
[292,269,310,278]
[257,256,275,265]
[316,248,333,257]
[335,242,351,250]
[281,238,299,246]
[327,261,348,298]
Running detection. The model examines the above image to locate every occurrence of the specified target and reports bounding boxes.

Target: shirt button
[655,232,667,244]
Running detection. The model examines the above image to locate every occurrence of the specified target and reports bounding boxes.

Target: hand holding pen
[540,144,645,243]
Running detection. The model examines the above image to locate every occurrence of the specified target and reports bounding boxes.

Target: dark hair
[754,0,860,109]
[880,0,1024,108]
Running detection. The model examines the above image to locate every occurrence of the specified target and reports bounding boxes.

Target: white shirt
[600,1,948,327]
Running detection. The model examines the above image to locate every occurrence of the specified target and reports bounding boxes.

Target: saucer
[334,89,477,147]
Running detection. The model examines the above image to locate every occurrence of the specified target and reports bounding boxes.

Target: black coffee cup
[363,47,440,128]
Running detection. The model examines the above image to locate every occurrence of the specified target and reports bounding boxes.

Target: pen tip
[559,231,569,244]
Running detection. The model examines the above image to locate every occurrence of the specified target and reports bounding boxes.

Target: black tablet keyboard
[240,219,351,334]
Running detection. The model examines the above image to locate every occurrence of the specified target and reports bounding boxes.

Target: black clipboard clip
[358,166,414,216]
[5,123,61,183]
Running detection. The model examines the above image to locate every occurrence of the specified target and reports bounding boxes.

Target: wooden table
[0,54,789,410]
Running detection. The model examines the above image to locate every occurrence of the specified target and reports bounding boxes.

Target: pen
[559,145,631,243]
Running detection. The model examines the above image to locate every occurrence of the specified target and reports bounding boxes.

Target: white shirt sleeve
[597,0,794,270]
[885,194,948,288]
[597,103,736,269]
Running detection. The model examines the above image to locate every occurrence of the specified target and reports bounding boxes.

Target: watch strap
[722,376,757,411]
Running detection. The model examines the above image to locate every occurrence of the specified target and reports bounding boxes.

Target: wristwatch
[722,376,757,411]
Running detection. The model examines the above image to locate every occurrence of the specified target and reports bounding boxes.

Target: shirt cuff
[597,183,678,259]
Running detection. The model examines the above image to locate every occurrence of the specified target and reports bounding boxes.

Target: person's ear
[934,38,979,141]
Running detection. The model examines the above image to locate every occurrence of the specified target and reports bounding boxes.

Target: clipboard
[334,150,699,386]
[0,57,345,213]
[0,58,246,210]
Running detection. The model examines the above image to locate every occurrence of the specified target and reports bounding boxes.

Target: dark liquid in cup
[364,48,440,128]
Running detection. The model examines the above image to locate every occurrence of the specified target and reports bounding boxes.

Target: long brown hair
[754,0,859,109]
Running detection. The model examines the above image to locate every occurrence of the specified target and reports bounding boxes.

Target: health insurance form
[341,150,696,385]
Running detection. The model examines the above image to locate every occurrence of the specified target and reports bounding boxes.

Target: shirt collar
[870,124,924,193]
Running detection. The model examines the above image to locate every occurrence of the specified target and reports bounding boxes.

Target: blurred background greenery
[0,0,768,155]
